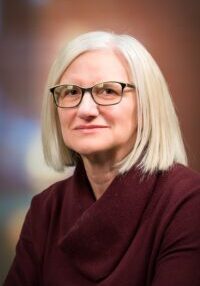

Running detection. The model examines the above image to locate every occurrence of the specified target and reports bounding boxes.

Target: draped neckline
[58,162,158,281]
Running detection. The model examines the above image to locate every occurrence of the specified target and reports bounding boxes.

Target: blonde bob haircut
[41,30,187,174]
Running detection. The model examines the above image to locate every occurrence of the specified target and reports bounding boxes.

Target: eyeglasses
[50,81,135,108]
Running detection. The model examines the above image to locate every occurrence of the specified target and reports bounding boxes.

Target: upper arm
[3,207,40,286]
[151,188,200,286]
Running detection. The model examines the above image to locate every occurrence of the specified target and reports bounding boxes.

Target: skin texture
[58,49,137,199]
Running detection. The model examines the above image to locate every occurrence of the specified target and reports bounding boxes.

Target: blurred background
[0,0,200,283]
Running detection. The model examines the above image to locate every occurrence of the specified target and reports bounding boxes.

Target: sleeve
[151,188,200,286]
[3,200,42,286]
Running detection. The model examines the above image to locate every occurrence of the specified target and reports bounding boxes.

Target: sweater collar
[59,162,158,281]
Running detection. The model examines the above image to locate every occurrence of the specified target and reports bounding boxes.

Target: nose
[76,91,99,119]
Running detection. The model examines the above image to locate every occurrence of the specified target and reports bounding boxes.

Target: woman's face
[58,49,137,163]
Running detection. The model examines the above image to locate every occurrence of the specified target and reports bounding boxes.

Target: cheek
[58,110,73,129]
[126,97,137,125]
[118,101,138,139]
[57,110,75,142]
[121,111,137,136]
[109,99,137,130]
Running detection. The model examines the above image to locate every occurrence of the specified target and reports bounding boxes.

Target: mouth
[74,125,108,130]
[74,125,109,131]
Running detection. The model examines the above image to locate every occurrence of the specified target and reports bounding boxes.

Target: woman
[4,31,200,285]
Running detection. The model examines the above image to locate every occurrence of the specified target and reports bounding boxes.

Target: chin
[73,145,111,157]
[77,148,106,156]
[68,140,111,155]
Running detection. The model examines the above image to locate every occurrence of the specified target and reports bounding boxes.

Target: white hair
[41,31,187,174]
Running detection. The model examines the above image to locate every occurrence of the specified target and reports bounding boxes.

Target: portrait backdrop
[0,0,199,283]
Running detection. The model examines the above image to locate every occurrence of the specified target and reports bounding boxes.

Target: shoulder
[155,165,200,249]
[21,174,75,251]
[163,163,200,183]
[156,164,200,197]
[149,165,200,283]
[30,174,74,217]
[149,164,200,229]
[147,164,200,221]
[146,164,200,241]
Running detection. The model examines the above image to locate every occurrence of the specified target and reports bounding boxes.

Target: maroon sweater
[4,163,200,286]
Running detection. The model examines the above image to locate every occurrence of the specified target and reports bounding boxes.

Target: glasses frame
[50,81,136,108]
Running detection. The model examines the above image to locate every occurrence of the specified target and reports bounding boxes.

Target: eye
[67,89,79,96]
[60,86,80,97]
[95,83,119,97]
[104,88,117,95]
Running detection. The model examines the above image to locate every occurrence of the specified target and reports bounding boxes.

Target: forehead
[59,49,132,85]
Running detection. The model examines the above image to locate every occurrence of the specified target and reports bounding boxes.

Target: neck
[81,156,119,200]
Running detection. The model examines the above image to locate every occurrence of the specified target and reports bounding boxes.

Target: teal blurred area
[0,0,200,283]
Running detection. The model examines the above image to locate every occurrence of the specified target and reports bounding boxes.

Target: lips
[74,125,108,130]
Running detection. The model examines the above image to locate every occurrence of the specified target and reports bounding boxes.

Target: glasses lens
[92,82,122,105]
[54,85,82,107]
